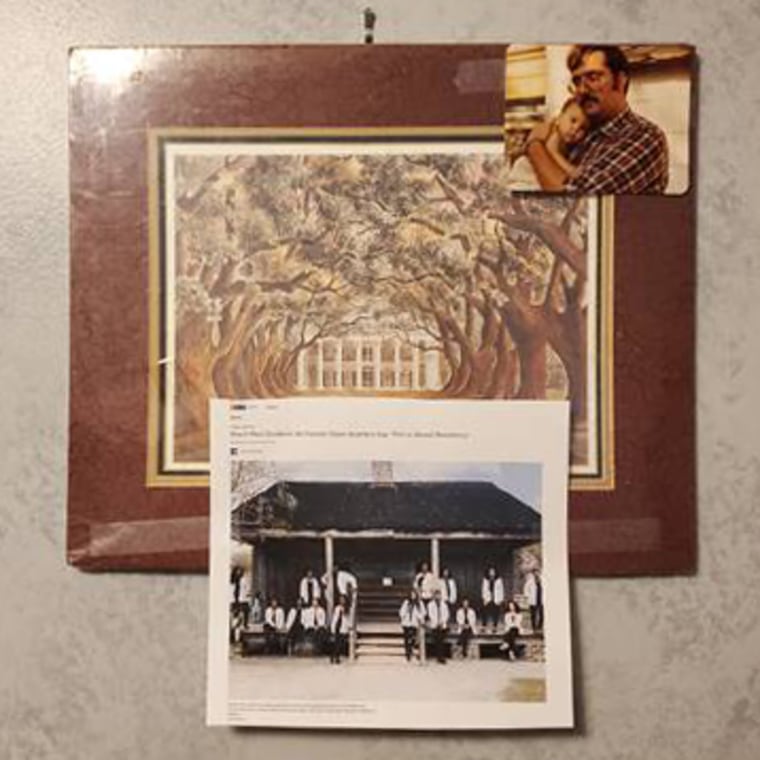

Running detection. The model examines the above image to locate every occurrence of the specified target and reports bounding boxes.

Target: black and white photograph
[207,398,572,730]
[228,462,544,683]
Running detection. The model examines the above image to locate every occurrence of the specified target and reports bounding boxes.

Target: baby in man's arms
[507,98,589,191]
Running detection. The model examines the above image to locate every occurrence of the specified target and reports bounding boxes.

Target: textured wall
[1,1,759,758]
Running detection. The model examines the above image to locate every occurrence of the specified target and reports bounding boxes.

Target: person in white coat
[302,598,328,654]
[523,569,544,633]
[427,589,450,664]
[263,598,286,654]
[399,589,425,661]
[285,599,305,655]
[230,566,251,631]
[455,597,478,658]
[330,595,351,664]
[481,565,505,631]
[500,600,524,660]
[298,568,321,606]
[414,561,436,602]
[250,591,263,625]
[322,565,358,623]
[302,598,327,630]
[440,567,457,606]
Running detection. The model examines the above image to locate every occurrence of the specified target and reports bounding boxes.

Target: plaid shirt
[566,109,669,194]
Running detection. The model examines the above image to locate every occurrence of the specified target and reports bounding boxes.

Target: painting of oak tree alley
[158,141,608,478]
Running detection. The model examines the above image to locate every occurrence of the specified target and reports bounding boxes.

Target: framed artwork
[68,45,695,574]
[148,130,613,490]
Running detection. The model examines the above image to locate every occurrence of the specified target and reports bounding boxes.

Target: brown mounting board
[68,45,695,574]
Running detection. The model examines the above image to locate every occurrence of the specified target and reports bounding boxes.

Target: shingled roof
[234,480,540,536]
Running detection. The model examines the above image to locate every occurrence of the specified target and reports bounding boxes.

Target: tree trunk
[173,320,217,461]
[499,299,549,400]
[547,304,587,423]
[444,354,473,396]
[484,326,518,398]
[513,335,547,399]
[466,347,498,396]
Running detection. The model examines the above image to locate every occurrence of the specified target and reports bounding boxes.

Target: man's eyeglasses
[569,70,608,92]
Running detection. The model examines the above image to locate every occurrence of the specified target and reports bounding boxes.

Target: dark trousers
[432,627,447,663]
[286,623,304,654]
[530,604,544,632]
[503,626,519,658]
[402,626,417,660]
[458,627,473,657]
[229,605,243,644]
[331,633,347,663]
[483,602,499,629]
[306,627,328,655]
[263,624,282,654]
[232,602,250,628]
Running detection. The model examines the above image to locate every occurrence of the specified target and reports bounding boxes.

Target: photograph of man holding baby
[504,44,693,195]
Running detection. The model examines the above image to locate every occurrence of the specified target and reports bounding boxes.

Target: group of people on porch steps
[230,562,542,664]
[230,564,358,663]
[401,563,543,664]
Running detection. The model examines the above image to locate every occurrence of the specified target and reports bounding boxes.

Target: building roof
[233,480,541,537]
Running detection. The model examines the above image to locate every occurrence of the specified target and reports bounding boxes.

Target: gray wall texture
[1,1,759,758]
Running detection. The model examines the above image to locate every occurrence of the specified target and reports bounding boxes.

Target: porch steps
[356,581,409,623]
[355,624,407,662]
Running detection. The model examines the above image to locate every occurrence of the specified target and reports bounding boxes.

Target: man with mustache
[525,45,669,194]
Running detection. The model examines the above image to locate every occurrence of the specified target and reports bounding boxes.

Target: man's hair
[567,44,631,92]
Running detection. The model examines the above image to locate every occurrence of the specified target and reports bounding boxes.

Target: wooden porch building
[232,480,542,626]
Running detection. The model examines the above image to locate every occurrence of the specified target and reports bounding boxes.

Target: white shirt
[330,605,350,634]
[415,571,436,600]
[523,573,541,605]
[427,599,450,628]
[239,573,251,603]
[302,606,326,629]
[456,606,477,630]
[481,576,505,605]
[440,576,457,605]
[399,599,425,628]
[299,575,321,605]
[264,606,285,630]
[504,610,523,632]
[336,570,358,596]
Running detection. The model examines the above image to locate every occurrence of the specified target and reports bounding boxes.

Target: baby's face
[556,103,589,145]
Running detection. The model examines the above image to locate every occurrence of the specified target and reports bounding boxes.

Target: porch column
[355,337,363,388]
[254,541,267,597]
[335,339,343,389]
[394,339,401,388]
[296,349,307,390]
[317,339,325,390]
[412,346,420,389]
[430,537,440,578]
[324,535,334,617]
[426,349,440,390]
[374,338,382,389]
